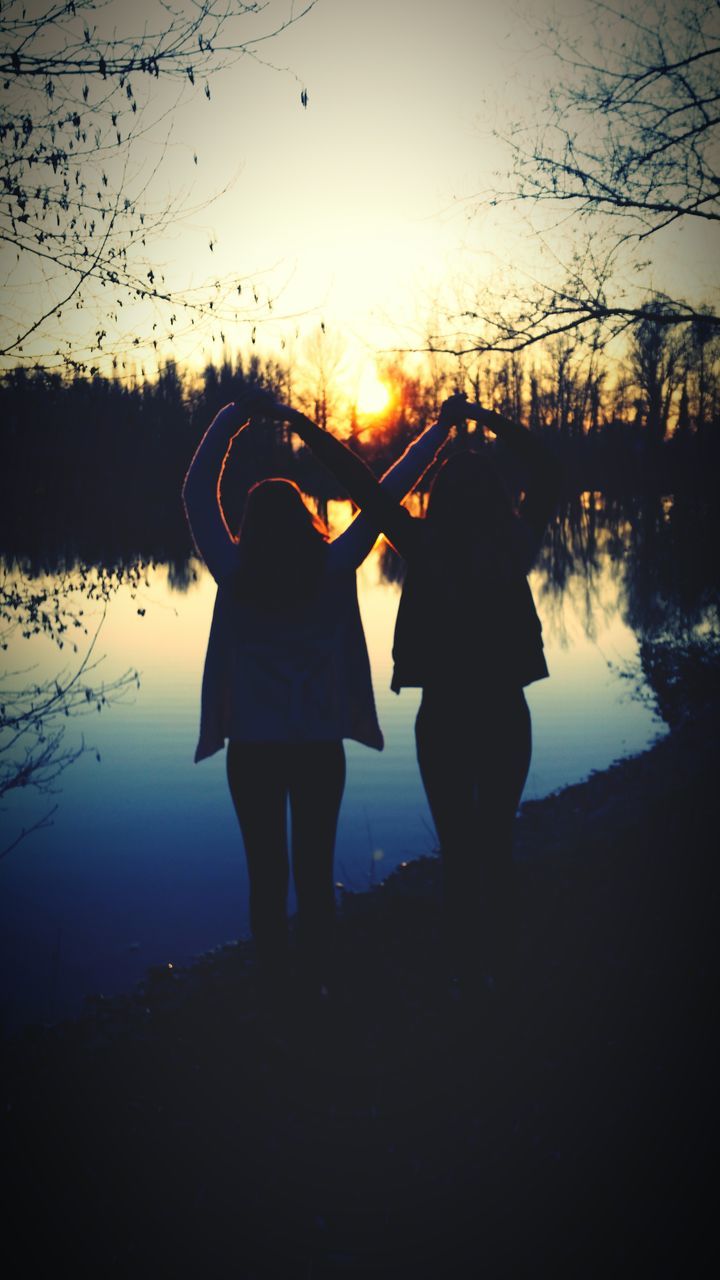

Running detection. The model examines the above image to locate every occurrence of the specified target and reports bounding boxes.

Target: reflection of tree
[1,571,138,857]
[537,491,720,650]
[372,491,719,663]
[533,494,624,645]
[622,491,720,640]
[2,487,715,833]
[637,634,720,727]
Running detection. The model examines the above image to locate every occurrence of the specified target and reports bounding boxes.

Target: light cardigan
[182,404,451,761]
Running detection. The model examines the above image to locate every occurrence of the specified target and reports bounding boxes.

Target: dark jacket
[390,419,559,692]
[390,518,549,692]
[286,407,560,695]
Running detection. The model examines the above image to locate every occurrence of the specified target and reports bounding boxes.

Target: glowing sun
[355,368,390,417]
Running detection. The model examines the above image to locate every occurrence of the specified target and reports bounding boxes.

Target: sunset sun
[355,368,391,417]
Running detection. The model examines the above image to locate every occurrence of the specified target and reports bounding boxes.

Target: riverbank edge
[4,696,716,1045]
[3,697,717,1276]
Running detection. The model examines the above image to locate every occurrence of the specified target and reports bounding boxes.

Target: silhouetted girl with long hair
[280,398,560,994]
[182,392,466,1007]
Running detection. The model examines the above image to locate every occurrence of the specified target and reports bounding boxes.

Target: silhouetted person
[182,391,466,1012]
[281,398,560,995]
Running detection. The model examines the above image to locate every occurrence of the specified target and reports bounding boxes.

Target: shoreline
[3,700,718,1275]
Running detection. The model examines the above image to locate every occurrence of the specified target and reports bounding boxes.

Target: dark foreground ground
[3,701,718,1278]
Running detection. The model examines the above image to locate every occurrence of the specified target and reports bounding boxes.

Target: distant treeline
[1,335,719,569]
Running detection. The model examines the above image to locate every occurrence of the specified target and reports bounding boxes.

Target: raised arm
[279,396,469,569]
[181,400,252,583]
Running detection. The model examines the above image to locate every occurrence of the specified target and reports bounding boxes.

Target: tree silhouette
[432,0,719,357]
[629,301,684,442]
[0,0,314,370]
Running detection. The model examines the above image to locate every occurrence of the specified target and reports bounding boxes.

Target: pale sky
[124,0,540,375]
[2,0,717,386]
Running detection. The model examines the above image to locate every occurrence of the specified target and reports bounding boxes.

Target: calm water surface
[1,499,666,1030]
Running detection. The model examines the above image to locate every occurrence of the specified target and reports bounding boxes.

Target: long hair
[235,478,329,612]
[425,450,516,545]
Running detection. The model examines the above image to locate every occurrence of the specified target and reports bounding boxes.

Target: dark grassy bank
[3,697,718,1277]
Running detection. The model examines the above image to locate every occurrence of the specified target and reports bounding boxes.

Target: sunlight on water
[0,507,665,1029]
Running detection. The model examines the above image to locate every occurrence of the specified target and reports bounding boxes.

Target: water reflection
[3,490,718,712]
[379,491,719,658]
[6,487,715,641]
[1,491,717,1028]
[551,492,716,639]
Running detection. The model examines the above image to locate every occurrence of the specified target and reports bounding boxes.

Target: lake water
[0,498,667,1031]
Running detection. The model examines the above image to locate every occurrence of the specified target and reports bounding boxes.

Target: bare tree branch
[0,1,315,366]
[438,0,719,357]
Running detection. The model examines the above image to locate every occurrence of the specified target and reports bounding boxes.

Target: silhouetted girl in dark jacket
[282,398,560,992]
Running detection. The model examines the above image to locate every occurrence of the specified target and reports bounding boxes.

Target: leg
[416,687,531,984]
[416,693,483,975]
[288,741,346,990]
[474,690,532,986]
[226,741,291,989]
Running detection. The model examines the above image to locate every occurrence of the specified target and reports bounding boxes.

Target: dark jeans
[226,740,346,989]
[415,685,532,981]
